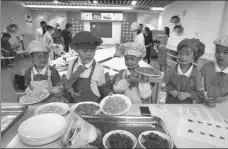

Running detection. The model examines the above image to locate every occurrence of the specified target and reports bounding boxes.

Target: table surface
[2,103,228,148]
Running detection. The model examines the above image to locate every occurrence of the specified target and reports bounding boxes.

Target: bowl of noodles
[100,94,132,116]
[70,102,101,115]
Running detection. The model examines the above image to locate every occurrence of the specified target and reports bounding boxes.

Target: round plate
[100,94,132,116]
[34,102,70,116]
[70,102,101,115]
[138,131,174,148]
[102,130,137,149]
[19,90,50,105]
[135,67,161,78]
[18,114,66,143]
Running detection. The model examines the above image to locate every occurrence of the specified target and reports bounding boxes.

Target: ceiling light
[150,7,164,11]
[131,1,137,6]
[93,0,98,4]
[53,0,58,4]
[24,5,133,10]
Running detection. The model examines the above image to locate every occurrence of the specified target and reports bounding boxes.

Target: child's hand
[169,90,179,97]
[177,92,191,101]
[108,92,113,96]
[127,75,140,84]
[205,99,216,108]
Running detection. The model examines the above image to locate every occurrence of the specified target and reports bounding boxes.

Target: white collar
[214,61,228,74]
[126,69,131,76]
[78,57,94,69]
[32,65,48,75]
[177,64,193,77]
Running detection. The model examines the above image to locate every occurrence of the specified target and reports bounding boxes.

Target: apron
[122,70,142,104]
[166,66,194,104]
[30,66,53,90]
[71,58,100,103]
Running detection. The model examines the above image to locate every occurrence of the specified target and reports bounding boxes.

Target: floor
[1,57,160,103]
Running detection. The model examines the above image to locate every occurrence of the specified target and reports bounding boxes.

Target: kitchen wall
[158,1,226,61]
[219,1,228,37]
[31,10,67,32]
[137,13,159,30]
[1,1,34,48]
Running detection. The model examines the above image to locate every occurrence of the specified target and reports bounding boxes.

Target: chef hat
[177,38,205,60]
[130,22,140,31]
[27,40,49,54]
[71,31,103,49]
[213,35,228,48]
[48,21,56,28]
[121,41,146,58]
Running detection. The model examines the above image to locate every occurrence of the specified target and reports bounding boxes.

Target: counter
[2,103,228,148]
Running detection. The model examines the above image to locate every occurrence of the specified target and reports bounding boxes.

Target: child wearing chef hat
[130,22,145,46]
[163,38,205,104]
[42,23,64,60]
[201,35,228,107]
[24,41,62,97]
[62,31,113,103]
[113,41,152,104]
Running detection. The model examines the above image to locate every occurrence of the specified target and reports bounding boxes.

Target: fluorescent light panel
[24,5,133,10]
[150,7,164,11]
[131,1,137,5]
[93,0,98,4]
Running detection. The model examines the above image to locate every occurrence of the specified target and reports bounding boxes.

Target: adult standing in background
[61,23,72,52]
[35,21,47,42]
[157,27,170,72]
[139,24,143,33]
[143,27,154,64]
[130,22,145,46]
[52,23,63,45]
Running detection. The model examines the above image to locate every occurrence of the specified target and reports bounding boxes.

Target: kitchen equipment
[80,115,176,148]
[1,104,28,136]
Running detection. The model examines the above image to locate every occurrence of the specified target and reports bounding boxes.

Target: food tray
[80,115,176,148]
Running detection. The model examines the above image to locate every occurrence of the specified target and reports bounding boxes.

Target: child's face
[77,49,96,64]
[124,55,140,68]
[178,46,194,64]
[215,45,228,66]
[32,52,49,68]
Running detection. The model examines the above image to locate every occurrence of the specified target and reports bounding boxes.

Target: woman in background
[143,27,154,64]
[157,27,170,72]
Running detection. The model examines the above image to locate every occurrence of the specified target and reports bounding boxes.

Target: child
[201,35,228,106]
[24,40,63,100]
[113,42,152,104]
[62,31,112,103]
[163,38,205,104]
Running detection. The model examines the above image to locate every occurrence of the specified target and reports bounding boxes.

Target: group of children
[24,30,228,106]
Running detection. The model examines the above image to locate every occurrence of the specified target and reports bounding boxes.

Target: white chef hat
[213,35,228,48]
[130,22,140,31]
[27,40,49,54]
[121,41,146,58]
[48,21,56,28]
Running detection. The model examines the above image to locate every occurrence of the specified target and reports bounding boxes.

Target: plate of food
[19,90,50,105]
[135,67,162,78]
[138,131,174,148]
[34,102,69,116]
[100,94,132,116]
[103,130,137,149]
[70,102,101,115]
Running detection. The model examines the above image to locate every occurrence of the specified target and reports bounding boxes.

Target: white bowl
[138,131,174,148]
[18,114,66,145]
[34,102,69,116]
[102,130,137,149]
[100,94,132,116]
[70,102,101,115]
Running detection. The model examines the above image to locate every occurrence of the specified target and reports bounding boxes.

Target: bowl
[138,131,174,148]
[100,94,132,116]
[103,130,137,149]
[70,101,101,115]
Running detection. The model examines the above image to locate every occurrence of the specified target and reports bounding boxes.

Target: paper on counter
[177,106,228,148]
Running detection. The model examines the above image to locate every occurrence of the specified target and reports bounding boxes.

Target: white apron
[30,67,53,90]
[122,70,142,104]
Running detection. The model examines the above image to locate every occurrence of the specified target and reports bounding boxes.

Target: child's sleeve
[97,68,113,97]
[51,67,61,86]
[113,71,130,93]
[24,68,31,87]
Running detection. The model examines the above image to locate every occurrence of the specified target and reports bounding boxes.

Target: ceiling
[15,0,174,8]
